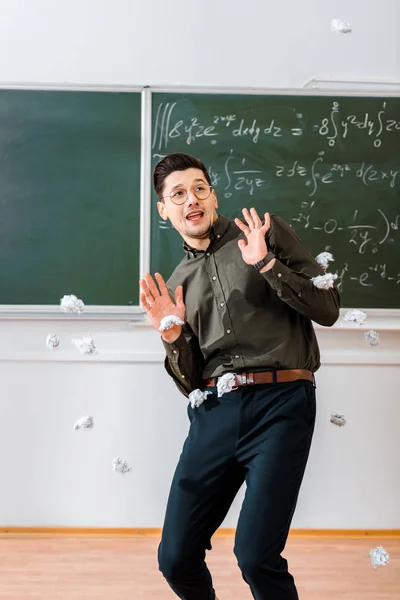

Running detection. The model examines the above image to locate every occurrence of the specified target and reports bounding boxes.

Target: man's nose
[186,190,199,205]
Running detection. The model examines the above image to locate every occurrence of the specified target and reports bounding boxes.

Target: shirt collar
[183,215,231,256]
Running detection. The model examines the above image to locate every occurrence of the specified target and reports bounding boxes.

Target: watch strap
[252,251,275,271]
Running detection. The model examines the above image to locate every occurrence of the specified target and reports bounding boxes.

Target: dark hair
[153,152,212,201]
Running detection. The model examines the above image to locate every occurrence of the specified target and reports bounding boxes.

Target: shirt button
[212,276,216,281]
[235,355,240,359]
[181,375,185,379]
[173,350,177,354]
[206,252,210,256]
[217,234,221,239]
[277,273,282,278]
[227,329,231,334]
[220,302,225,307]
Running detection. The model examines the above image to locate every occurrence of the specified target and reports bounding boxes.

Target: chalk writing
[318,101,400,148]
[152,97,400,300]
[223,150,265,198]
[153,100,400,151]
[276,153,398,196]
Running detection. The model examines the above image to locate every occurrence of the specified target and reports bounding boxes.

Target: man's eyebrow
[170,183,183,192]
[169,178,206,192]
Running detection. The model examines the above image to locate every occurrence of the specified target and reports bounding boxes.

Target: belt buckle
[233,372,255,387]
[235,372,248,387]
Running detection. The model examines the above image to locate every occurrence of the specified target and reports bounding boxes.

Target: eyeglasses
[163,184,213,205]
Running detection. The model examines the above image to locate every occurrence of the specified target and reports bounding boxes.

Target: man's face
[157,168,218,245]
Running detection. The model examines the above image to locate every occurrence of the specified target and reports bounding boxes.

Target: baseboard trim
[288,529,400,538]
[0,527,399,538]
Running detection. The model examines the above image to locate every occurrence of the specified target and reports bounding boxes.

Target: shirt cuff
[161,331,189,361]
[261,259,303,295]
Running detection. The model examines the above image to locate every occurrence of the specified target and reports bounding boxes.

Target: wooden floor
[0,535,398,599]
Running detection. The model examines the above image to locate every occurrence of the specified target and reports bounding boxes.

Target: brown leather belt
[204,369,314,388]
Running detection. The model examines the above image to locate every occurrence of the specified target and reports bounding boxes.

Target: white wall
[0,0,399,528]
[0,0,399,88]
[0,315,399,528]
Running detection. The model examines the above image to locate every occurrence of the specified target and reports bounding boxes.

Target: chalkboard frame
[0,84,146,320]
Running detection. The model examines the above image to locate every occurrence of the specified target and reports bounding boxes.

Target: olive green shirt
[162,214,340,397]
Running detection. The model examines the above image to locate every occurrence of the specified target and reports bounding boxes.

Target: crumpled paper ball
[217,373,237,397]
[60,294,85,314]
[159,315,185,331]
[46,333,60,350]
[72,336,97,356]
[365,330,380,346]
[73,415,94,431]
[112,457,132,474]
[343,309,367,325]
[311,273,337,289]
[331,18,352,34]
[330,414,346,427]
[315,252,334,270]
[188,389,212,408]
[369,545,389,568]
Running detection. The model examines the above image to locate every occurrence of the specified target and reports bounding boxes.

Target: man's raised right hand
[139,272,185,343]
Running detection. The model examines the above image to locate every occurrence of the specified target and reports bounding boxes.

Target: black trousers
[158,379,316,600]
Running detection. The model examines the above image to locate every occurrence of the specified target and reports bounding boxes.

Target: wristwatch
[252,251,276,271]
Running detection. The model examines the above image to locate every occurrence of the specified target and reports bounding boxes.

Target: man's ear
[212,190,218,210]
[157,201,168,221]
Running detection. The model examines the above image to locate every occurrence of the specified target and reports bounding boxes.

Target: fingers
[140,291,151,312]
[262,212,271,232]
[239,209,270,232]
[143,272,161,299]
[140,273,161,306]
[250,207,262,228]
[238,208,262,233]
[234,217,249,235]
[242,208,254,230]
[175,285,184,307]
[139,278,154,308]
[154,272,169,295]
[238,239,247,252]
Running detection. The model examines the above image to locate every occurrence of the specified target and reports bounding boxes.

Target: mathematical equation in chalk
[220,150,399,198]
[275,154,399,196]
[156,210,399,295]
[334,261,400,293]
[152,101,400,151]
[292,208,399,255]
[154,148,399,203]
[153,100,399,297]
[318,101,400,148]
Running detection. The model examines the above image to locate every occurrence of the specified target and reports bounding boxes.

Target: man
[140,152,340,600]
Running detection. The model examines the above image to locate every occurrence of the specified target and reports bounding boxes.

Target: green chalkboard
[0,89,141,306]
[151,93,400,309]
